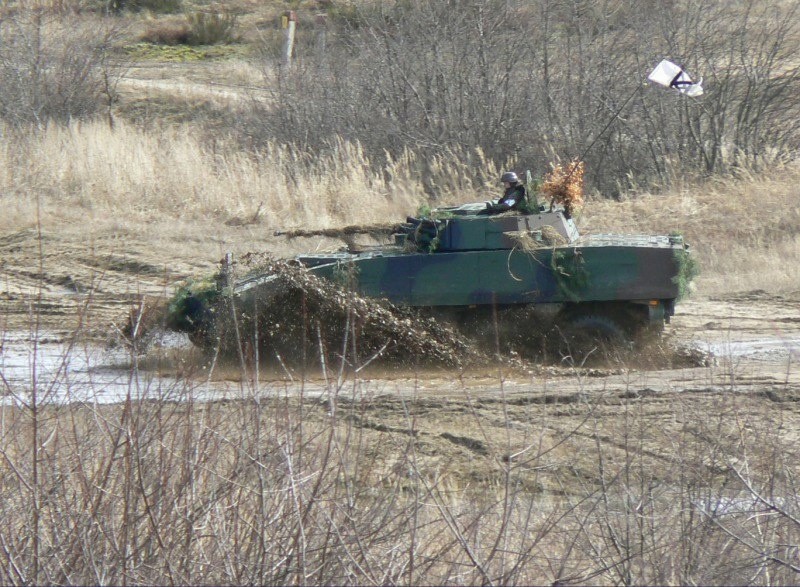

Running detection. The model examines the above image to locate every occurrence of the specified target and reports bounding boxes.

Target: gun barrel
[274,223,403,238]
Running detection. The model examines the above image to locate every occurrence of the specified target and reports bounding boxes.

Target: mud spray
[133,256,706,377]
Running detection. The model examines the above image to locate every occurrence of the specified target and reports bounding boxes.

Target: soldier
[480,171,526,214]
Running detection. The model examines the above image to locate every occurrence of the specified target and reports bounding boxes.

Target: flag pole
[563,83,643,182]
[561,60,703,183]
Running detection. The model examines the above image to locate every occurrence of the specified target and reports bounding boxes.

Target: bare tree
[0,8,125,126]
[241,0,800,196]
[632,0,800,179]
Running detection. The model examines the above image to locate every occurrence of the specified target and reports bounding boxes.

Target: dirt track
[2,226,800,502]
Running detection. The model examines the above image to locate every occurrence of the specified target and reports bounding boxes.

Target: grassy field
[1,100,798,587]
[3,118,798,297]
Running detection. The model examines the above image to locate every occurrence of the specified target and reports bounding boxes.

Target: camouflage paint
[207,209,692,342]
[300,241,680,308]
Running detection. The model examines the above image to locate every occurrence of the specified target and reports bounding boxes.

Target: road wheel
[556,313,632,365]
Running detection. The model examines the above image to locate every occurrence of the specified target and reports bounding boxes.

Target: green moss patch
[124,42,244,62]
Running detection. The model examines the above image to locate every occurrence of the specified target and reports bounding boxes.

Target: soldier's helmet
[501,171,519,184]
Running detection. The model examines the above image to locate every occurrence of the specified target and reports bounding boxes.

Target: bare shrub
[629,0,800,180]
[186,9,238,45]
[138,17,189,45]
[245,0,532,183]
[243,0,800,195]
[0,10,124,125]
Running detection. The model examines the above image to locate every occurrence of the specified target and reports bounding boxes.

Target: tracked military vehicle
[169,197,694,359]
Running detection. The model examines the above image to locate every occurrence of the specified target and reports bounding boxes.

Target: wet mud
[1,228,798,406]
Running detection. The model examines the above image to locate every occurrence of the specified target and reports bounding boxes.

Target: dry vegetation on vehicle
[186,257,484,368]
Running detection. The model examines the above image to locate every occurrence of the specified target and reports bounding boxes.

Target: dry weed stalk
[2,296,800,586]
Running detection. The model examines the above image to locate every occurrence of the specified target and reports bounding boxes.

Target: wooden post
[282,10,297,66]
[220,252,233,288]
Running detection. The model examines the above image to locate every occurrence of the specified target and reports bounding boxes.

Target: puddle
[0,331,309,405]
[2,327,798,406]
[698,337,800,362]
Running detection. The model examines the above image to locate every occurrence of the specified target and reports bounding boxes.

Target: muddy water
[2,298,799,404]
[702,337,800,361]
[0,330,287,405]
[2,330,174,404]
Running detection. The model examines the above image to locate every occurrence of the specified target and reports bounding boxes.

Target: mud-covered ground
[2,223,800,504]
[2,225,798,386]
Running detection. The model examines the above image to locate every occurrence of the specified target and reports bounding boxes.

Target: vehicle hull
[297,236,682,309]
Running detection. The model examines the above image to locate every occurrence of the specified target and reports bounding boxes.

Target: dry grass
[579,161,800,295]
[700,236,800,293]
[0,120,506,233]
[0,120,425,230]
[2,118,799,298]
[1,360,799,584]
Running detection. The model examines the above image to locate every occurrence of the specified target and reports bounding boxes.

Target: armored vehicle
[170,200,693,359]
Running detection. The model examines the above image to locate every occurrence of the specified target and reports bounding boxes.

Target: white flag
[648,59,703,97]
